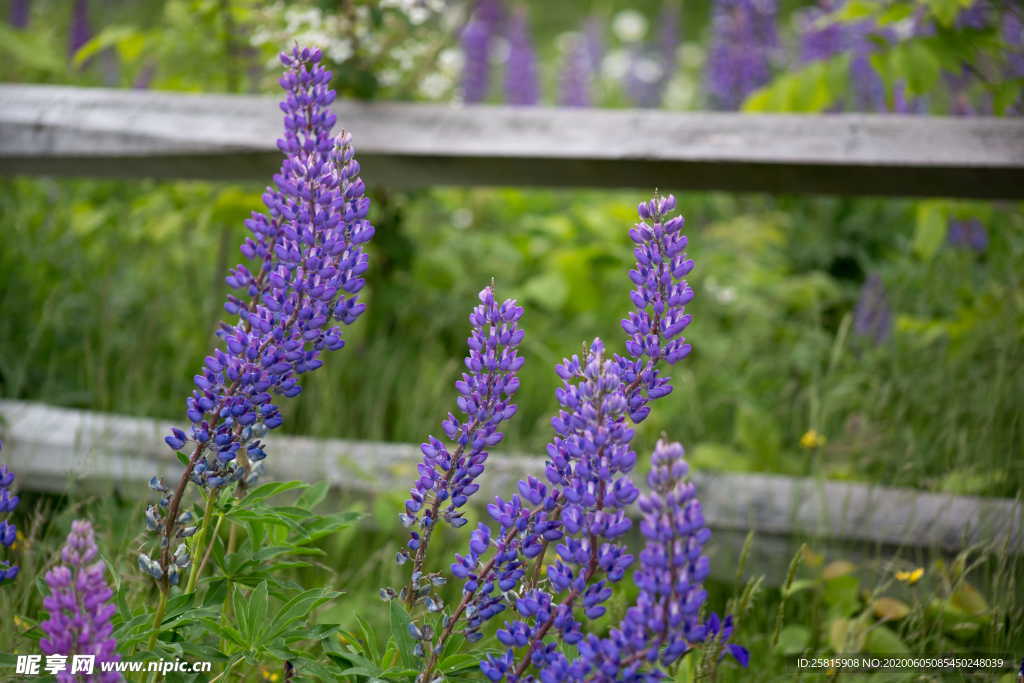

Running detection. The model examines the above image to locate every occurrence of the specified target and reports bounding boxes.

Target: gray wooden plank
[1,399,1019,559]
[1,84,1022,198]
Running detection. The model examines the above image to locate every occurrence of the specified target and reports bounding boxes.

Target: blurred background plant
[1,0,1022,679]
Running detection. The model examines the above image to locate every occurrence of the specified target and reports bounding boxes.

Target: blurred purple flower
[798,0,845,63]
[133,63,156,90]
[947,218,988,252]
[582,16,604,72]
[853,274,892,345]
[69,0,91,60]
[0,441,18,585]
[503,10,540,106]
[706,0,779,110]
[559,35,593,107]
[9,0,28,28]
[624,4,679,109]
[461,0,505,103]
[40,520,121,682]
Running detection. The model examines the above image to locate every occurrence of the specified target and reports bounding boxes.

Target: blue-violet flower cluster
[0,441,19,584]
[41,520,121,682]
[401,286,524,590]
[148,45,373,580]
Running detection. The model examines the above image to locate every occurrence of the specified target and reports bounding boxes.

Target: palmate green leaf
[199,617,246,648]
[248,581,270,643]
[295,510,362,545]
[239,480,308,506]
[296,480,330,510]
[267,588,343,641]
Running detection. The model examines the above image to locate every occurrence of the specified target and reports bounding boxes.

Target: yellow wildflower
[895,567,924,585]
[260,667,280,682]
[13,616,30,631]
[800,429,827,450]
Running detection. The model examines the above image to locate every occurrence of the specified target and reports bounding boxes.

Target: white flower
[612,10,648,43]
[418,72,451,99]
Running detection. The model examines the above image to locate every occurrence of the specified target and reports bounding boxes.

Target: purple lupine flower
[400,286,524,584]
[549,440,747,678]
[427,196,696,681]
[40,520,121,681]
[559,35,593,108]
[947,218,988,252]
[503,10,540,106]
[616,194,695,423]
[9,0,29,29]
[1005,9,1024,81]
[706,0,778,110]
[0,441,19,584]
[798,0,845,64]
[477,338,639,678]
[147,46,374,581]
[68,0,91,60]
[853,274,892,345]
[460,0,505,104]
[133,63,156,90]
[582,16,605,73]
[624,4,679,109]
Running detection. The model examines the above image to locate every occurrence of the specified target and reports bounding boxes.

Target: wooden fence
[1,400,1020,583]
[1,84,1023,198]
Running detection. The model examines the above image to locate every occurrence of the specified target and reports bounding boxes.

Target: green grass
[2,179,1022,496]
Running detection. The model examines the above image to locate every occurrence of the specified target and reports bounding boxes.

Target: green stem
[146,587,168,651]
[185,492,218,594]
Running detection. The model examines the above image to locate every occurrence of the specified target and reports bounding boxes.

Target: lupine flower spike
[144,45,374,582]
[400,286,524,605]
[68,0,91,60]
[853,273,892,345]
[503,9,540,106]
[9,0,29,29]
[559,35,593,108]
[40,520,122,681]
[414,195,700,682]
[706,0,779,110]
[0,441,19,584]
[564,439,748,678]
[460,0,505,103]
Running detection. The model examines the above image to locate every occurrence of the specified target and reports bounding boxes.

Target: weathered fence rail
[1,84,1023,198]
[1,400,1020,584]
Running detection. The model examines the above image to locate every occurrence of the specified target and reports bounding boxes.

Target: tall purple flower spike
[68,0,91,59]
[0,441,19,584]
[503,9,540,106]
[624,3,680,109]
[9,0,29,28]
[460,0,505,104]
[145,46,374,582]
[853,273,892,345]
[706,0,779,110]
[559,35,593,108]
[401,286,524,593]
[798,0,845,64]
[546,439,748,679]
[40,520,122,682]
[426,195,698,681]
